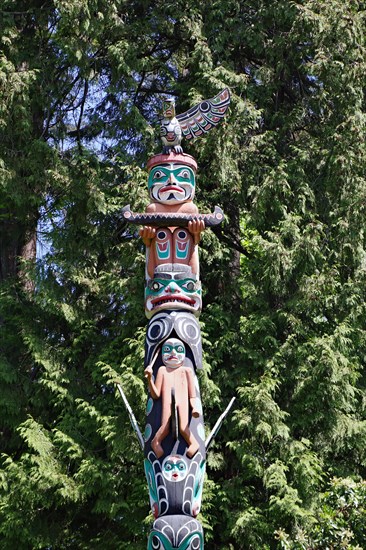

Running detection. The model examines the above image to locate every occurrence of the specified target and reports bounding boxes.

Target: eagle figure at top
[160,88,231,154]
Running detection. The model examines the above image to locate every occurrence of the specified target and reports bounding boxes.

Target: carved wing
[176,88,230,140]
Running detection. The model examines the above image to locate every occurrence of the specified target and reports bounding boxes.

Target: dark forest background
[1,1,366,548]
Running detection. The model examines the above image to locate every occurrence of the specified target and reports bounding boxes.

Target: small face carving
[148,163,196,205]
[145,273,202,318]
[162,455,188,482]
[162,99,176,119]
[162,338,185,368]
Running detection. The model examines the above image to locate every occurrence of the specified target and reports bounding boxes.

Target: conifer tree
[0,1,365,548]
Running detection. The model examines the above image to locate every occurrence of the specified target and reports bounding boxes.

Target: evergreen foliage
[0,1,365,548]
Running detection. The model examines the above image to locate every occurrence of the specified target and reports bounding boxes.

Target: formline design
[120,89,235,549]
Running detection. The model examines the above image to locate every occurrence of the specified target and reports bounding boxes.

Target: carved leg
[151,419,170,458]
[178,407,200,458]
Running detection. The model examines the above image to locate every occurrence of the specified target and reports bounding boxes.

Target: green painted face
[145,274,202,318]
[162,339,186,368]
[162,99,176,118]
[148,163,196,204]
[162,454,187,481]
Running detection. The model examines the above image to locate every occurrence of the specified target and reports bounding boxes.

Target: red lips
[150,295,195,306]
[160,185,184,193]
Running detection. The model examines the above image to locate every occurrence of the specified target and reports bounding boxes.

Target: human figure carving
[144,338,200,458]
[139,155,205,278]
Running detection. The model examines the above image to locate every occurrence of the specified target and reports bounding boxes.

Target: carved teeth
[151,297,196,308]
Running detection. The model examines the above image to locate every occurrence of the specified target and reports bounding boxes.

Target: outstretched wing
[176,88,230,140]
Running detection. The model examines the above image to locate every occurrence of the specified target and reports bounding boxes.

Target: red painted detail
[151,295,195,306]
[177,241,187,251]
[147,153,197,172]
[160,185,184,193]
[157,242,168,252]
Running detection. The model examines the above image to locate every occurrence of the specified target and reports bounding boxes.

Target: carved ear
[145,313,174,367]
[173,312,202,370]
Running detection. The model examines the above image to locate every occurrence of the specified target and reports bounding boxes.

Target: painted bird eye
[176,346,184,353]
[152,535,161,549]
[182,281,195,291]
[178,230,187,239]
[149,281,163,291]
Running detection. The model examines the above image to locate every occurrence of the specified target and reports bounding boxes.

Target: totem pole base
[148,515,203,549]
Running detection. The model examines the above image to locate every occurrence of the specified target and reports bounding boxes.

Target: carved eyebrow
[173,274,196,281]
[175,168,191,173]
[152,168,169,176]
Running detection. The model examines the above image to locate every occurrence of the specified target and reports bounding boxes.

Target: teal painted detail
[144,459,158,504]
[157,240,170,260]
[176,242,188,259]
[195,400,203,416]
[197,423,205,441]
[194,461,206,501]
[148,530,204,550]
[148,165,195,190]
[162,343,185,354]
[144,424,152,442]
[146,398,154,415]
[145,278,201,301]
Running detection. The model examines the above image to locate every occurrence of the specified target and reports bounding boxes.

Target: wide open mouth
[150,295,196,308]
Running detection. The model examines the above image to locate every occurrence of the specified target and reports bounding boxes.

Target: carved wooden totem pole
[120,88,235,549]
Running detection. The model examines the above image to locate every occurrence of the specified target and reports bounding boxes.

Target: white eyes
[177,169,190,179]
[182,281,195,291]
[178,462,185,470]
[177,346,184,353]
[162,346,170,353]
[152,170,165,180]
[165,463,172,471]
[150,281,163,291]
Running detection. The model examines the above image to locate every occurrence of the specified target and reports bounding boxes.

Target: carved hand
[144,366,153,380]
[139,226,156,246]
[188,219,205,245]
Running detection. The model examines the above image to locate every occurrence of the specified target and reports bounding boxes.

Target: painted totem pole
[119,88,235,549]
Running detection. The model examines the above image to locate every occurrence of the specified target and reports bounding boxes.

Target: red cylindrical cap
[147,152,197,172]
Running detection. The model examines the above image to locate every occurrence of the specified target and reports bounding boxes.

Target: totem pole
[119,88,235,549]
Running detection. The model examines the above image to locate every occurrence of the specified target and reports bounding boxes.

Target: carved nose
[165,284,179,293]
[167,174,177,184]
